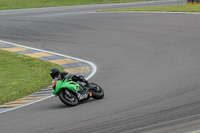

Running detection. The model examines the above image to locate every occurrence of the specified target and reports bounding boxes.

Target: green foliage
[0,50,63,104]
[98,4,200,12]
[0,0,149,10]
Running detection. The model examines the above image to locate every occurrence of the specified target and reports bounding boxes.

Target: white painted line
[0,40,97,80]
[192,130,200,133]
[128,11,200,15]
[95,11,200,15]
[0,40,97,113]
[0,95,53,114]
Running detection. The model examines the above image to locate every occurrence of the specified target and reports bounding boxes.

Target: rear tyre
[58,90,78,106]
[90,83,104,99]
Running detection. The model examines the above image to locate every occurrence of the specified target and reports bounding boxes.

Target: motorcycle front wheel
[58,90,78,106]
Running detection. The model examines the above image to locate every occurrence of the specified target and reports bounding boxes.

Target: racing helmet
[50,68,60,79]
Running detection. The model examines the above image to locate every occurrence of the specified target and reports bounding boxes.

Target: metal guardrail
[187,0,200,4]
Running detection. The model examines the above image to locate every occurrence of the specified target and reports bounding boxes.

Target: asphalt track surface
[1,0,200,133]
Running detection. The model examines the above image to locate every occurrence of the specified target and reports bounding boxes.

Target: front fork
[64,89,73,98]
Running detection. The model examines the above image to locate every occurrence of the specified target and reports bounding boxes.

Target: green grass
[0,0,149,10]
[0,49,63,104]
[98,4,200,12]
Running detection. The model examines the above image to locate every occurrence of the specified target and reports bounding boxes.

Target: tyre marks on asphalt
[0,40,96,113]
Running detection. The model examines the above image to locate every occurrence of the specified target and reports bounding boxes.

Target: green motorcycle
[52,75,104,106]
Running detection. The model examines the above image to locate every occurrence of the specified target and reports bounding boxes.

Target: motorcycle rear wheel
[58,90,78,106]
[90,83,104,99]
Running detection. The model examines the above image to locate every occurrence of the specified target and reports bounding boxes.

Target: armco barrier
[193,0,199,4]
[188,0,200,4]
[187,0,193,5]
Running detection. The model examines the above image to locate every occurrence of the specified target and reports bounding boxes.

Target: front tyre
[58,90,78,106]
[90,83,104,99]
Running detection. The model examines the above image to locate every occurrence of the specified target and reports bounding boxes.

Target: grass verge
[0,0,149,10]
[0,49,63,104]
[98,4,200,12]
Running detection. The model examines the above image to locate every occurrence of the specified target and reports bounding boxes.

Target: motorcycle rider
[50,68,88,88]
